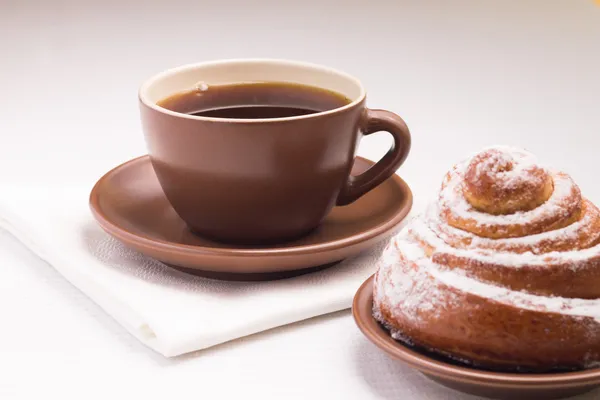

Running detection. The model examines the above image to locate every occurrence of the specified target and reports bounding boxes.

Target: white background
[1,0,599,398]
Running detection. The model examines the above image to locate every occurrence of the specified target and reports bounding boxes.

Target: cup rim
[138,58,366,123]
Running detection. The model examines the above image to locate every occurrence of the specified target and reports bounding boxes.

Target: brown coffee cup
[138,59,411,244]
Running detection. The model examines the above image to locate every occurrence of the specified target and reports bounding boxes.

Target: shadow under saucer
[170,260,341,282]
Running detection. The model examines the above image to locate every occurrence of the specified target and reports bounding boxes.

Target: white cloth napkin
[0,183,405,357]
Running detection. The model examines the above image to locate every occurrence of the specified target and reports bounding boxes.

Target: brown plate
[89,156,412,280]
[352,275,600,400]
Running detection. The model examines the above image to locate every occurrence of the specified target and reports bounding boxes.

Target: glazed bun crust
[374,146,600,372]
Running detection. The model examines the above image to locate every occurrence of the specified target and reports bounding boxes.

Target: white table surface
[1,0,599,398]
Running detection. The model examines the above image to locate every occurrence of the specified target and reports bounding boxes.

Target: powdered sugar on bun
[373,146,600,371]
[440,160,582,239]
[463,146,554,215]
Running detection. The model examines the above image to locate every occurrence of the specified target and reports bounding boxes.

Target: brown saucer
[89,156,412,280]
[352,276,600,400]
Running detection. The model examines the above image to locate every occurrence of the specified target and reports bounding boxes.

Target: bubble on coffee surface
[194,81,209,94]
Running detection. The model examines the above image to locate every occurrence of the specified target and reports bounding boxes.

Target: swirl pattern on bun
[373,146,600,371]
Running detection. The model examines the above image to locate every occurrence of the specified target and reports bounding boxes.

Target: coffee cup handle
[336,108,411,206]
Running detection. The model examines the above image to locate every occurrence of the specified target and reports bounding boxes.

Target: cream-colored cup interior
[139,59,365,119]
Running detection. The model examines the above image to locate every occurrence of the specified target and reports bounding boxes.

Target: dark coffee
[157,82,351,119]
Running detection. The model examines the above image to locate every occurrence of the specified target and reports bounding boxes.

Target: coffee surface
[157,82,351,119]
